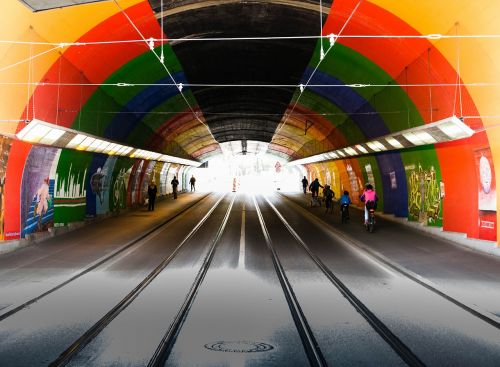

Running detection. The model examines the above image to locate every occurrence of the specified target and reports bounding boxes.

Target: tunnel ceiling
[150,0,331,144]
[1,0,490,166]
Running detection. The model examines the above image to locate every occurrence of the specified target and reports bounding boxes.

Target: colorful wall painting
[110,158,133,213]
[93,156,117,215]
[54,150,90,225]
[365,164,375,188]
[21,146,59,237]
[0,136,12,241]
[475,147,497,241]
[346,163,360,199]
[406,163,442,226]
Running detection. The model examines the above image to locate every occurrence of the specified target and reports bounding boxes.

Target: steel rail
[281,193,500,330]
[264,196,425,367]
[147,194,237,367]
[0,193,212,322]
[253,196,327,367]
[49,194,227,366]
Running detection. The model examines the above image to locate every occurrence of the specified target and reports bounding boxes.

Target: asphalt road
[0,192,499,366]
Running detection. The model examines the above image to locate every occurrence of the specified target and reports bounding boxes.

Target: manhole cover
[204,341,274,353]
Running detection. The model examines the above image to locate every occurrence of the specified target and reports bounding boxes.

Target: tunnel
[0,0,500,366]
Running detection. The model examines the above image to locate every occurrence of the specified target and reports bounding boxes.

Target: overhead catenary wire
[112,0,216,142]
[2,33,500,48]
[274,0,364,137]
[0,44,63,73]
[1,81,500,88]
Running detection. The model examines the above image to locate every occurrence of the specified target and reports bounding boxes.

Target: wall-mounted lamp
[15,119,201,167]
[287,116,474,166]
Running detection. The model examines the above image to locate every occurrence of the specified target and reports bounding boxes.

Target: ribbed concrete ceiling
[149,0,331,143]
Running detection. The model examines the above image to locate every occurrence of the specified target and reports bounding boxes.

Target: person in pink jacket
[360,184,378,224]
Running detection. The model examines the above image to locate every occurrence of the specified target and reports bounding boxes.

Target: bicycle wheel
[368,214,375,233]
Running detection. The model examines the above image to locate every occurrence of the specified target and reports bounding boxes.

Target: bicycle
[340,204,350,223]
[365,205,376,233]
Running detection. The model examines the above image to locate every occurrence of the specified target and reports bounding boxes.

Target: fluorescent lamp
[94,141,110,153]
[87,139,104,152]
[345,147,357,156]
[287,115,473,166]
[367,141,382,152]
[386,137,403,149]
[19,124,51,143]
[77,136,95,150]
[38,128,65,145]
[355,145,368,154]
[66,134,86,149]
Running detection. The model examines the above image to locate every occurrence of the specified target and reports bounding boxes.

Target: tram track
[260,196,425,367]
[0,193,212,323]
[47,193,228,366]
[253,196,328,367]
[280,193,500,330]
[146,194,236,367]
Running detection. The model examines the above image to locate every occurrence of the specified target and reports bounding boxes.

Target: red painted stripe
[324,0,488,238]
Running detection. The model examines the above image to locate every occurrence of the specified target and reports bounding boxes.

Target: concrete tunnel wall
[0,0,499,246]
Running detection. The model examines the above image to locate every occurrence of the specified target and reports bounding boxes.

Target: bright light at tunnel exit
[190,154,305,194]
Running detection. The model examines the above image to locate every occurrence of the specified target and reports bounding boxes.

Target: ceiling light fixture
[15,119,200,166]
[287,116,474,166]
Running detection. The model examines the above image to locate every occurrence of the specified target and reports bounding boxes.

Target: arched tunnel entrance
[1,0,500,365]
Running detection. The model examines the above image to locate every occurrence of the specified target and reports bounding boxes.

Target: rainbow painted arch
[0,0,499,243]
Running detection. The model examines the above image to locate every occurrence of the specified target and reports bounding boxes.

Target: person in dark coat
[301,176,308,194]
[190,175,196,192]
[147,181,157,211]
[171,176,179,199]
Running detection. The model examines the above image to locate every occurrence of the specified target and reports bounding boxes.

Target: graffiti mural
[54,166,88,225]
[365,164,375,188]
[346,163,360,198]
[95,156,117,215]
[475,148,497,241]
[0,136,12,240]
[110,158,133,213]
[407,164,442,226]
[21,147,59,237]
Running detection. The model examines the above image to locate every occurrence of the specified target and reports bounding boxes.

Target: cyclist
[323,185,334,214]
[360,184,378,226]
[339,190,351,220]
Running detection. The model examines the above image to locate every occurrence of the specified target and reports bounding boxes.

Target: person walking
[309,178,323,197]
[171,176,179,199]
[190,175,196,192]
[147,181,157,211]
[301,176,308,194]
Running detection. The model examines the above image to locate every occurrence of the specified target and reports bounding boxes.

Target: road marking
[238,201,246,268]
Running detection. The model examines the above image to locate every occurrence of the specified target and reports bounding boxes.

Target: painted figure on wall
[33,178,52,230]
[112,168,127,212]
[0,136,12,241]
[407,164,442,226]
[90,167,106,205]
[21,147,58,237]
[475,148,497,240]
